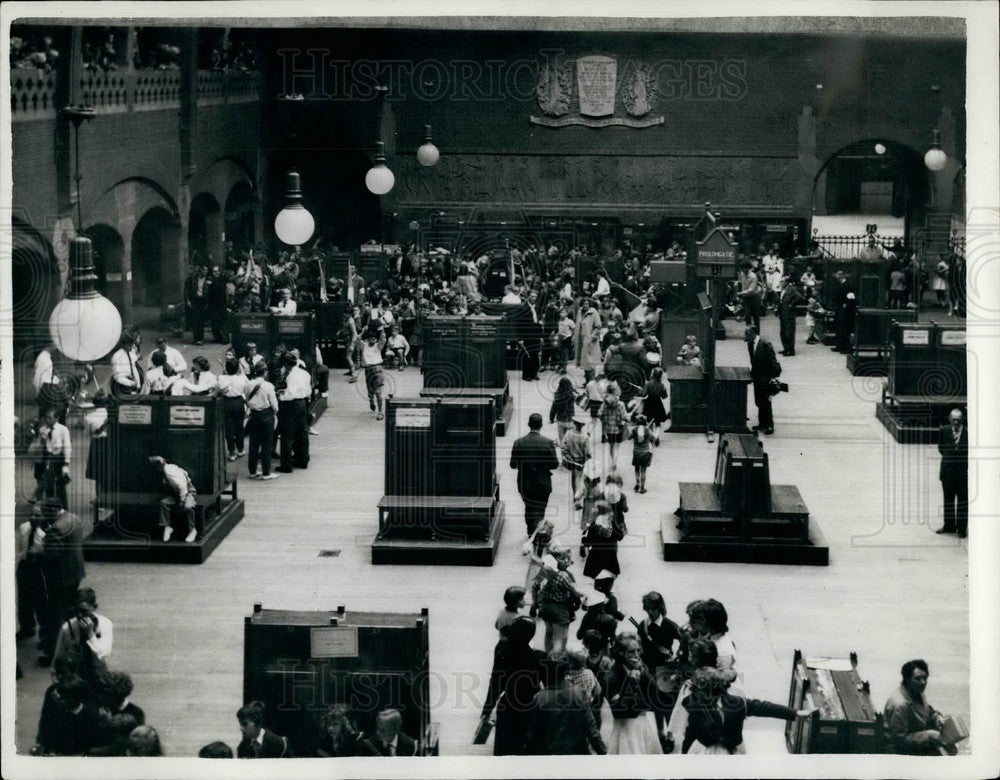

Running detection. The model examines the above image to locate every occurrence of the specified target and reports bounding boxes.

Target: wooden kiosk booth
[86,395,244,563]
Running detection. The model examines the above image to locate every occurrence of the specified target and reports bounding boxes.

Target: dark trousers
[17,557,49,635]
[222,396,246,454]
[247,409,275,476]
[209,306,227,343]
[189,301,207,342]
[40,572,80,657]
[315,365,329,394]
[779,316,796,354]
[942,476,968,534]
[558,337,573,371]
[520,490,550,535]
[279,399,309,469]
[743,296,762,333]
[752,382,774,431]
[35,456,68,509]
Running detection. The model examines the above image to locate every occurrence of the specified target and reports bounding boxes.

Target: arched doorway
[225,180,257,252]
[11,219,61,354]
[84,224,124,299]
[812,140,930,237]
[189,192,223,266]
[131,207,174,306]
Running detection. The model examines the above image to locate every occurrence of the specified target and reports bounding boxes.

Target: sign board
[169,405,207,427]
[359,243,401,256]
[902,329,930,346]
[695,228,738,279]
[240,320,268,333]
[396,408,432,428]
[940,330,966,346]
[277,318,305,334]
[118,405,152,425]
[468,321,501,338]
[310,626,359,658]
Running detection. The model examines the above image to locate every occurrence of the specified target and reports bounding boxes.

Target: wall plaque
[277,319,305,334]
[241,321,267,333]
[118,405,152,425]
[169,405,206,426]
[902,329,930,345]
[396,408,431,428]
[940,330,966,346]
[310,626,359,658]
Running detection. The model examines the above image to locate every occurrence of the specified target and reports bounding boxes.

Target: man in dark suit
[510,413,559,536]
[38,499,86,666]
[368,708,419,756]
[236,700,290,758]
[184,265,209,345]
[831,271,858,353]
[745,327,781,436]
[776,277,803,356]
[936,408,968,538]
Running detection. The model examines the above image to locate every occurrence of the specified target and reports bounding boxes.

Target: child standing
[584,370,606,440]
[385,325,410,369]
[598,383,629,468]
[804,289,825,344]
[640,367,669,445]
[630,414,654,493]
[574,461,603,559]
[582,502,625,580]
[560,415,592,498]
[495,586,526,641]
[522,519,554,606]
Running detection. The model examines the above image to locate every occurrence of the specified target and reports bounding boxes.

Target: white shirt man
[40,414,72,465]
[147,340,187,374]
[110,345,142,390]
[145,365,179,395]
[595,274,611,298]
[170,370,217,395]
[279,364,313,402]
[53,612,114,665]
[501,288,522,304]
[33,346,59,394]
[272,290,297,316]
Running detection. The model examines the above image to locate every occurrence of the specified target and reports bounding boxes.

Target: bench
[376,494,497,541]
[94,481,239,537]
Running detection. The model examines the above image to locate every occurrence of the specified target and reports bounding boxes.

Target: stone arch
[225,179,258,250]
[188,191,223,264]
[131,206,178,307]
[83,222,125,299]
[811,139,930,232]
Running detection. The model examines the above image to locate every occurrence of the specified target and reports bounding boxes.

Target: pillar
[796,106,821,220]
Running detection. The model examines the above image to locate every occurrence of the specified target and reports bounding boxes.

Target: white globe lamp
[416,124,440,167]
[49,236,123,361]
[274,170,315,246]
[365,141,395,196]
[924,129,947,172]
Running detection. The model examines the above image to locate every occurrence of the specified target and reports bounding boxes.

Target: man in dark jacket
[831,271,858,353]
[776,277,803,356]
[745,327,781,436]
[38,498,85,666]
[524,653,607,755]
[935,408,969,538]
[509,413,559,536]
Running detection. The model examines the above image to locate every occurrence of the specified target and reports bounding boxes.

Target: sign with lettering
[468,321,501,338]
[902,329,930,346]
[118,405,152,425]
[277,319,305,334]
[396,408,431,428]
[359,243,401,255]
[940,330,966,346]
[577,56,617,117]
[310,626,359,658]
[169,405,206,427]
[695,229,738,279]
[241,320,267,333]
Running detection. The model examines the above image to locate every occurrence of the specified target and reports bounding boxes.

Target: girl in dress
[581,500,623,580]
[574,461,603,559]
[522,519,554,608]
[630,414,654,494]
[605,632,662,755]
[804,288,826,345]
[640,367,669,444]
[933,255,950,308]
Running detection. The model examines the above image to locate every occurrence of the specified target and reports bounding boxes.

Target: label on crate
[241,320,267,333]
[277,319,305,334]
[310,626,359,657]
[118,405,152,425]
[902,329,929,345]
[169,406,206,427]
[396,408,431,428]
[940,330,966,346]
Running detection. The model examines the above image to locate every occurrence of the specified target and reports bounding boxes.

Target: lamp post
[49,105,123,362]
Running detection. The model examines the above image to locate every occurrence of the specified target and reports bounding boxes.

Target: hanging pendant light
[924,129,947,172]
[416,124,440,167]
[274,170,315,246]
[365,141,395,196]
[49,236,123,361]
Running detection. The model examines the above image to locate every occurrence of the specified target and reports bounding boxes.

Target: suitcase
[786,650,884,754]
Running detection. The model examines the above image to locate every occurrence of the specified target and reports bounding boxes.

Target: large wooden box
[786,650,883,754]
[714,433,770,518]
[244,606,433,757]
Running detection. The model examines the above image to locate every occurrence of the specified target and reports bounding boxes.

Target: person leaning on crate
[883,659,960,755]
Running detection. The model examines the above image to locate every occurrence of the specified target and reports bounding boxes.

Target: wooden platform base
[82,498,245,564]
[847,353,887,376]
[876,401,958,444]
[371,501,506,566]
[665,482,828,565]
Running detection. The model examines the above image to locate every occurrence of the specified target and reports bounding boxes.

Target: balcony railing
[11,68,259,120]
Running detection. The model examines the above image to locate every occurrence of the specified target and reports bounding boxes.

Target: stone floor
[9,309,972,767]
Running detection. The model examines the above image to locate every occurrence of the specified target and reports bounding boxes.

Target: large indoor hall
[2,6,998,780]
